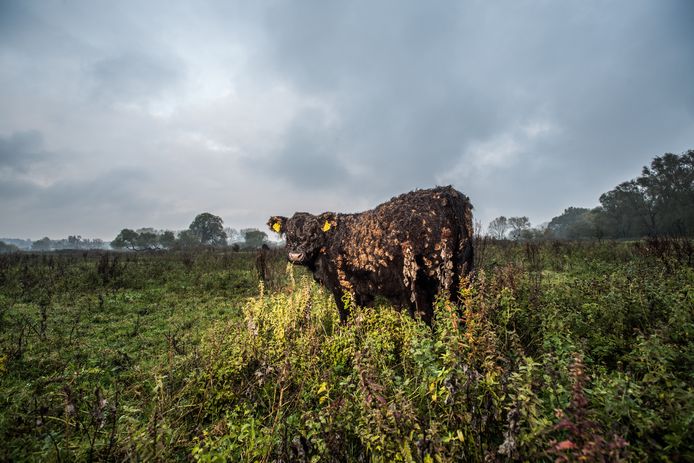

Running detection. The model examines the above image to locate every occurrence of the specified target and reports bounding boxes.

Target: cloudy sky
[1,0,693,240]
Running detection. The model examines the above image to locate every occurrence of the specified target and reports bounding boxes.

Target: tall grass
[0,241,692,461]
[183,240,692,462]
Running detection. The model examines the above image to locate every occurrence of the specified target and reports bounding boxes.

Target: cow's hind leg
[414,291,434,327]
[414,274,438,327]
[355,293,375,307]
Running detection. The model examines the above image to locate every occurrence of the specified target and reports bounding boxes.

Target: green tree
[598,181,651,238]
[175,230,200,249]
[593,150,694,238]
[111,229,140,250]
[637,151,694,235]
[135,231,159,250]
[547,207,603,239]
[189,213,227,246]
[32,237,52,251]
[159,231,176,249]
[242,229,267,249]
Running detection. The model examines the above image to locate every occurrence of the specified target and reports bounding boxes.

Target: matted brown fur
[268,186,473,325]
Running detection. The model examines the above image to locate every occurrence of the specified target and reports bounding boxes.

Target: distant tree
[598,181,651,238]
[488,216,509,239]
[571,210,603,240]
[111,229,140,250]
[592,150,694,238]
[0,238,31,250]
[135,231,159,250]
[637,150,694,235]
[67,235,82,249]
[111,228,178,250]
[159,230,176,249]
[547,207,603,240]
[519,227,545,241]
[0,241,19,253]
[490,150,694,241]
[32,237,52,251]
[508,217,531,240]
[80,238,106,250]
[548,208,589,236]
[243,229,268,249]
[189,213,227,246]
[175,229,200,248]
[224,227,243,244]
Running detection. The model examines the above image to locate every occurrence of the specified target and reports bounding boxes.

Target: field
[0,240,692,462]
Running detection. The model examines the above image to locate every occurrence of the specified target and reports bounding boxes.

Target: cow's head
[267,212,337,265]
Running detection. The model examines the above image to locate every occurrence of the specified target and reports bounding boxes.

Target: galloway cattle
[268,186,473,325]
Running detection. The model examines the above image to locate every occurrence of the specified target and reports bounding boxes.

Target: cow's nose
[288,252,304,263]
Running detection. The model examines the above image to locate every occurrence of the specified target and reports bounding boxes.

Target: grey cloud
[0,1,94,71]
[91,51,184,103]
[256,0,694,220]
[0,2,61,50]
[0,176,36,198]
[37,167,150,209]
[2,166,160,239]
[0,130,45,172]
[249,108,351,189]
[254,2,555,197]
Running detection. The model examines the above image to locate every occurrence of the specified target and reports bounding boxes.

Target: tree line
[0,214,272,253]
[486,150,693,240]
[110,212,270,251]
[0,236,110,252]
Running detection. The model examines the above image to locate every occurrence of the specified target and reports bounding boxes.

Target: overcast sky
[1,0,693,240]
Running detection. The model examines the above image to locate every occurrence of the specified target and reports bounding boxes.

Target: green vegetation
[0,240,692,461]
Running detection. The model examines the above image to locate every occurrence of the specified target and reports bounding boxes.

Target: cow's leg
[355,293,375,307]
[414,274,438,327]
[406,303,417,320]
[332,288,350,323]
[414,289,434,327]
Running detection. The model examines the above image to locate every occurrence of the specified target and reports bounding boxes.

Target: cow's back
[371,187,472,256]
[328,186,472,293]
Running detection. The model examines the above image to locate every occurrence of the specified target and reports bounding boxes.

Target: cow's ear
[319,212,337,232]
[267,216,287,234]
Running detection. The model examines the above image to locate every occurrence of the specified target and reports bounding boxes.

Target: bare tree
[488,216,509,239]
[508,216,531,240]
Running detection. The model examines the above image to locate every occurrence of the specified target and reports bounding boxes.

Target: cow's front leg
[332,288,351,323]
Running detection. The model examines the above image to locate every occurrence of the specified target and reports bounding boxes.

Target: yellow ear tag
[272,222,281,233]
[322,220,331,232]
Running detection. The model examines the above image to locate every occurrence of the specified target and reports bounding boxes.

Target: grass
[0,240,692,461]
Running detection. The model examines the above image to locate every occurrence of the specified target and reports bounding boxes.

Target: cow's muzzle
[288,252,304,263]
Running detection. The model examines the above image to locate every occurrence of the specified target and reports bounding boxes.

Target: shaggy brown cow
[268,186,473,325]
